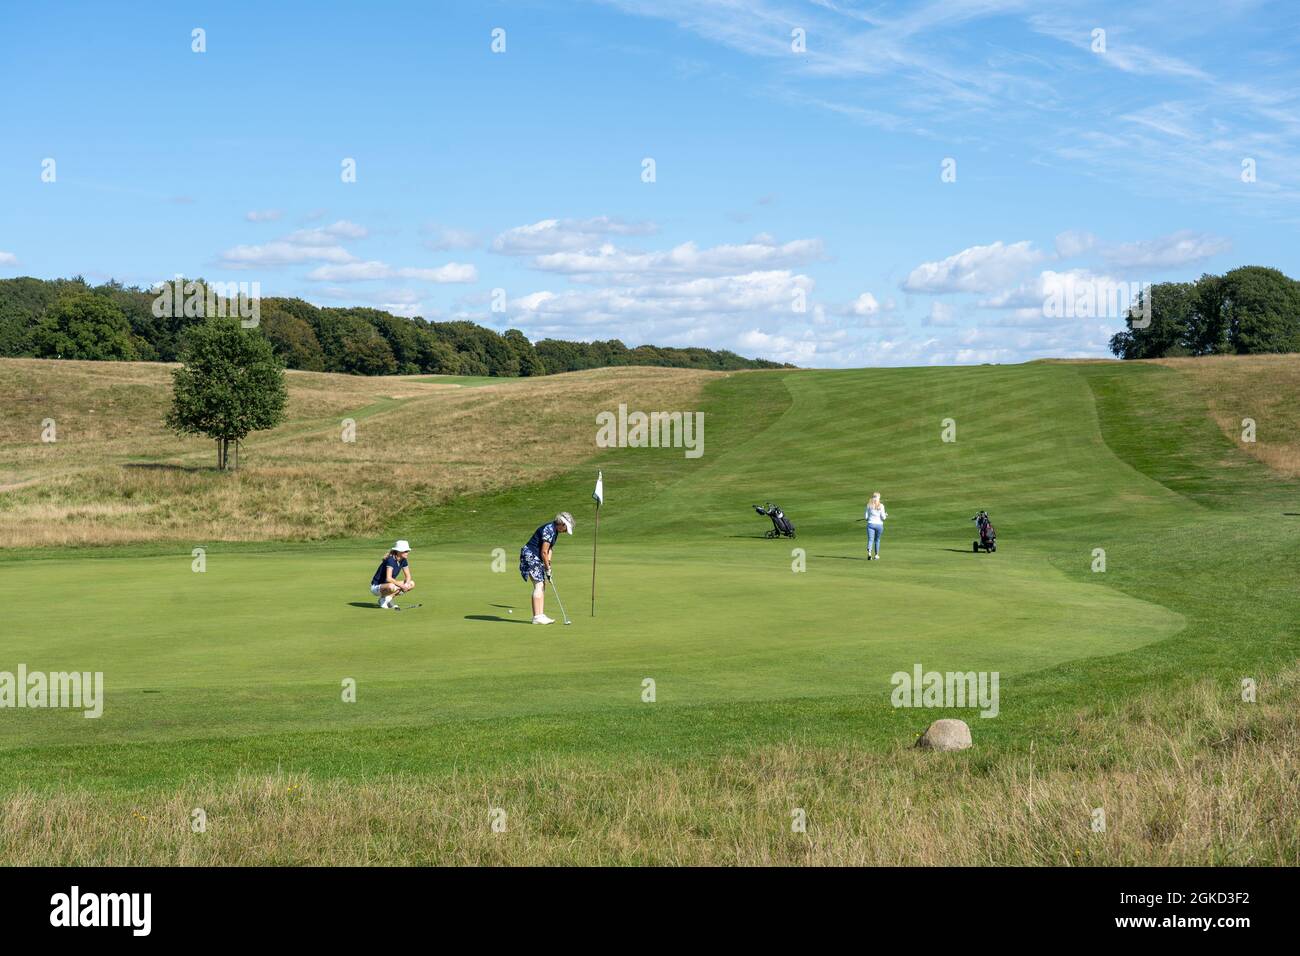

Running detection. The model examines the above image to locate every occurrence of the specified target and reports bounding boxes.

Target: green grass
[2,360,1298,863]
[401,373,502,387]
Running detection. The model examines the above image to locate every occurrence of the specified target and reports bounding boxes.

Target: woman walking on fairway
[371,540,415,609]
[865,492,888,560]
[520,512,573,624]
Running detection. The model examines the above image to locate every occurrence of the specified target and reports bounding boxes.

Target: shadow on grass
[811,554,869,562]
[465,614,529,625]
[347,602,381,610]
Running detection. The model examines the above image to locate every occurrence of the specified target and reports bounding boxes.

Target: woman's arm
[541,540,552,569]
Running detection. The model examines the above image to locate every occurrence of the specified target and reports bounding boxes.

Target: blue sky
[2,0,1298,366]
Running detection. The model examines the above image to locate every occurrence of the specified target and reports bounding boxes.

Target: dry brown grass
[3,667,1296,865]
[1152,354,1300,477]
[0,359,720,547]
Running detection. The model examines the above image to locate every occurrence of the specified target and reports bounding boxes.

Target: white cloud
[508,270,813,323]
[982,268,1123,305]
[1054,230,1097,259]
[981,268,1152,327]
[530,235,825,281]
[842,292,898,326]
[850,292,880,315]
[1053,229,1232,271]
[1099,230,1231,269]
[284,220,369,246]
[245,209,283,223]
[491,216,659,255]
[0,251,17,266]
[737,329,818,366]
[306,260,477,283]
[902,240,1044,294]
[422,225,481,251]
[923,301,958,326]
[218,219,371,268]
[218,242,357,268]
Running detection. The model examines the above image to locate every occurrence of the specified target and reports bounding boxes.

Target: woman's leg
[874,524,882,556]
[531,579,545,616]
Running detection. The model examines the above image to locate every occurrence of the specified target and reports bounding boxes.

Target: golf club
[548,573,572,625]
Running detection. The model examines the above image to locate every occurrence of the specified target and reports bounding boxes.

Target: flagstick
[591,501,600,616]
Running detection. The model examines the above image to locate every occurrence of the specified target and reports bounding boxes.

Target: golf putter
[548,573,572,625]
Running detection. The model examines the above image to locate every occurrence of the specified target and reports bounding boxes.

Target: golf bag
[971,511,996,553]
[753,502,796,539]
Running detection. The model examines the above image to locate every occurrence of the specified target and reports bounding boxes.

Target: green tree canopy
[1110,267,1300,359]
[1222,266,1300,354]
[261,302,326,371]
[30,292,139,361]
[1,277,794,373]
[166,318,288,470]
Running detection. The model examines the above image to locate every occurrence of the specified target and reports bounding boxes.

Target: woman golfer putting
[865,492,888,560]
[520,512,573,624]
[371,540,415,609]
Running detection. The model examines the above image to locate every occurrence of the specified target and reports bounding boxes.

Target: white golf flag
[593,471,604,506]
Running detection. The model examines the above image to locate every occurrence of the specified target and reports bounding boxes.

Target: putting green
[2,360,1296,791]
[0,540,1179,749]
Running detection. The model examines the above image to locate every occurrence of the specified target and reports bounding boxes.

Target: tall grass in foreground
[5,666,1296,866]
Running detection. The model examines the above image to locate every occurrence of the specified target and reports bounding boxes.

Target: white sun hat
[555,512,574,534]
[393,540,412,552]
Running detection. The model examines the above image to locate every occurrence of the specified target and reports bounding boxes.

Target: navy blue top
[523,522,558,556]
[371,555,408,586]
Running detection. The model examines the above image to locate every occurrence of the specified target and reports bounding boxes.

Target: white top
[865,503,888,526]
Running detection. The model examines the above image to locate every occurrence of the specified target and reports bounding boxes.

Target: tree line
[0,276,791,375]
[1109,266,1300,359]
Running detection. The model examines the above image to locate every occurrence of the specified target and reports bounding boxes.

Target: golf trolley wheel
[973,541,979,552]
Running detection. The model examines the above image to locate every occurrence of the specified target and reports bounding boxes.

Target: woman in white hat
[519,512,573,624]
[370,540,414,609]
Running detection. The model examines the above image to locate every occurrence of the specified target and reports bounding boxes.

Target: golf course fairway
[2,359,1297,864]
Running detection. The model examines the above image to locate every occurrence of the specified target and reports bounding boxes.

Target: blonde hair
[870,492,882,503]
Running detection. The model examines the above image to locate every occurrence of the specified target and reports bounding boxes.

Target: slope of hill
[0,357,720,547]
[1154,354,1300,476]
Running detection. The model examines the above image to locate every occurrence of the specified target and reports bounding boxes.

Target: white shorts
[370,583,384,596]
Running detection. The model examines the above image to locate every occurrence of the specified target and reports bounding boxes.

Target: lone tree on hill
[166,318,288,470]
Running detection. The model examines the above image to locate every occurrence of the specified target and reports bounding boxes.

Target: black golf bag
[753,502,796,539]
[971,511,996,552]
